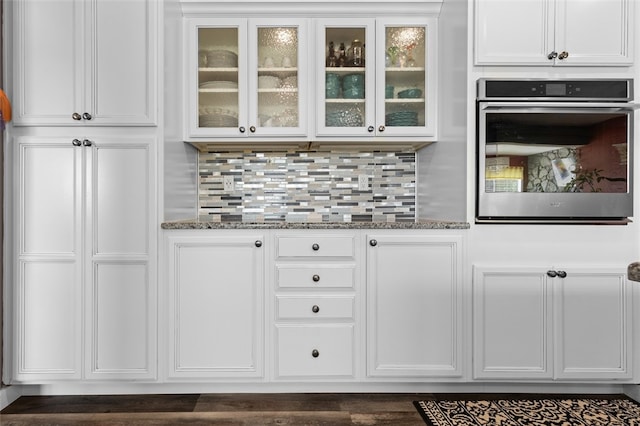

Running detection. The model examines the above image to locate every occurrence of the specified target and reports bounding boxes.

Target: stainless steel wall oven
[476,78,637,224]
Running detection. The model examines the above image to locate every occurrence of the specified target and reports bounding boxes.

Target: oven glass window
[484,112,628,194]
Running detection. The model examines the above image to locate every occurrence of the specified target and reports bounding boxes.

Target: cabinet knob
[556,270,567,278]
[378,125,385,132]
[72,139,82,147]
[311,349,319,358]
[312,243,320,251]
[312,274,320,282]
[82,112,92,120]
[249,126,256,133]
[72,112,82,121]
[558,51,569,60]
[368,126,375,132]
[369,239,377,247]
[255,240,262,248]
[547,270,557,278]
[239,126,246,133]
[312,305,320,313]
[547,51,558,60]
[82,139,92,147]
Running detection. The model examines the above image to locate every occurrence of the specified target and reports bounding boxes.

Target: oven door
[477,102,636,223]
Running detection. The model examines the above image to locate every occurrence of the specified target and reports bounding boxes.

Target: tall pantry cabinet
[5,0,158,382]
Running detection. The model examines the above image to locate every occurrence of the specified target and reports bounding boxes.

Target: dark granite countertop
[161,219,470,230]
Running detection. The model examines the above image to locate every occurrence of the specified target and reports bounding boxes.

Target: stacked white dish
[258,75,281,89]
[199,107,238,128]
[199,81,238,89]
[204,50,238,67]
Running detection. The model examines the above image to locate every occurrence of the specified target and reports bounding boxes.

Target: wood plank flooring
[1,392,634,425]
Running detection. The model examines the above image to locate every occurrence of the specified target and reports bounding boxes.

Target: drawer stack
[273,233,358,379]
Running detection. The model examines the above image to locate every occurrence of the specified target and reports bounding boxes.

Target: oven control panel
[479,79,632,101]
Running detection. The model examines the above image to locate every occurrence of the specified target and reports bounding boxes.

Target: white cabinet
[316,18,437,139]
[473,266,633,381]
[186,18,308,139]
[273,232,358,380]
[166,233,264,379]
[13,136,156,382]
[366,233,463,378]
[12,0,157,125]
[474,0,634,66]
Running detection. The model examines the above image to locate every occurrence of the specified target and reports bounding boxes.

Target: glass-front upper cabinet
[316,18,436,139]
[187,18,307,139]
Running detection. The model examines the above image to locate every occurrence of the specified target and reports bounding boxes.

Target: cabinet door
[88,0,158,124]
[554,0,633,65]
[367,234,463,377]
[377,18,436,138]
[167,235,264,378]
[188,18,248,138]
[12,0,84,125]
[248,19,308,137]
[12,0,157,126]
[316,19,375,137]
[473,267,553,379]
[554,268,632,379]
[14,139,83,380]
[474,0,554,65]
[85,139,156,379]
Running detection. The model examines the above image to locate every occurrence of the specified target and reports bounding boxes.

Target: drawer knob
[255,240,262,248]
[312,274,320,282]
[312,305,320,313]
[311,349,319,358]
[312,243,320,251]
[369,239,377,247]
[556,270,567,278]
[547,270,557,278]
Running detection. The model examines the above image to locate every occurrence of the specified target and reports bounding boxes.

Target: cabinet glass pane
[324,27,366,128]
[198,28,239,128]
[257,27,299,128]
[384,27,425,128]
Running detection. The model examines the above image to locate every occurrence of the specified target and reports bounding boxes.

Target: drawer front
[276,236,355,258]
[276,325,354,377]
[277,265,355,289]
[276,296,355,320]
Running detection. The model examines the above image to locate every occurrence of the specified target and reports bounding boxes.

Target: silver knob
[72,112,82,121]
[558,51,569,60]
[312,243,320,251]
[369,239,377,247]
[312,305,320,313]
[82,112,92,120]
[547,51,558,60]
[556,270,567,278]
[82,139,92,147]
[312,274,320,282]
[239,126,246,133]
[547,270,557,278]
[368,126,374,132]
[378,125,385,132]
[255,240,262,248]
[72,139,82,146]
[249,126,256,133]
[311,349,319,358]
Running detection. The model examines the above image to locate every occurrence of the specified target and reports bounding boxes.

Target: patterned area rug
[414,398,640,425]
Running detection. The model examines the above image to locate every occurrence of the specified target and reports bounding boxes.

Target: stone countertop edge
[628,262,640,282]
[161,219,470,230]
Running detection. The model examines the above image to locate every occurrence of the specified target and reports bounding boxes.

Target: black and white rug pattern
[414,398,640,425]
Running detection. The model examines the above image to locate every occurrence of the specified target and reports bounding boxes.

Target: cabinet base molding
[8,382,629,398]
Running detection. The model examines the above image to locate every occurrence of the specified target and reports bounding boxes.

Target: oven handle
[480,102,640,112]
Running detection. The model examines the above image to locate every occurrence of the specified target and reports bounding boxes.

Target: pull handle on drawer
[312,274,320,282]
[312,305,320,313]
[311,349,319,358]
[312,243,320,251]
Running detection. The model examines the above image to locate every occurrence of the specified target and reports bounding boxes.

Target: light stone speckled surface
[161,219,470,230]
[628,262,640,282]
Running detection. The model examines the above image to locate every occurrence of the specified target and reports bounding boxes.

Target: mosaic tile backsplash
[198,150,416,222]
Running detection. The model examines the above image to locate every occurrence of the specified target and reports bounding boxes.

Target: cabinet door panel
[555,0,633,65]
[13,0,83,124]
[19,141,81,255]
[367,235,462,377]
[18,261,80,379]
[474,0,554,65]
[473,267,552,379]
[555,270,632,379]
[168,236,264,378]
[88,262,151,377]
[91,142,150,255]
[92,0,157,124]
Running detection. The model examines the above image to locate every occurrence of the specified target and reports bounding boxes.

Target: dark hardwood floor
[1,392,634,425]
